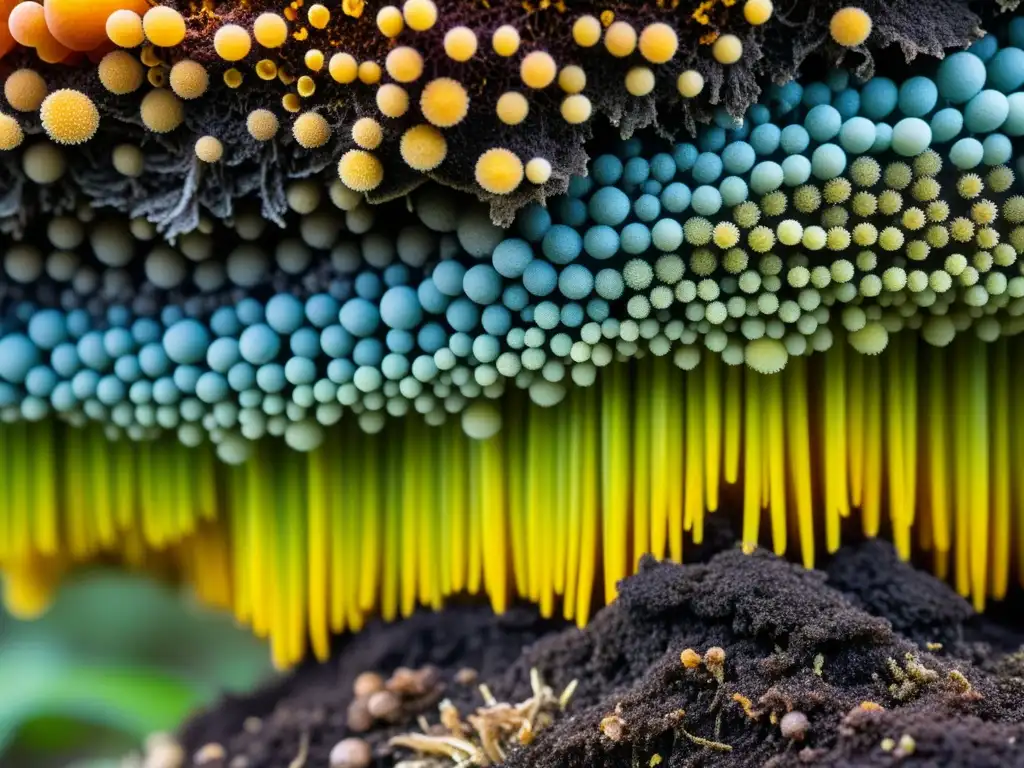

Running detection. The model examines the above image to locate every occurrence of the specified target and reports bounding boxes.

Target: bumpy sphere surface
[39,89,99,145]
[829,7,872,47]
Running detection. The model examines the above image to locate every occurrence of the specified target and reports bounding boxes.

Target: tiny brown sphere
[366,690,401,721]
[193,742,227,765]
[455,667,478,686]
[385,666,418,694]
[329,738,372,768]
[4,69,47,112]
[352,671,384,698]
[600,715,626,742]
[704,647,726,668]
[780,710,810,741]
[414,665,440,693]
[345,697,373,732]
[143,732,185,768]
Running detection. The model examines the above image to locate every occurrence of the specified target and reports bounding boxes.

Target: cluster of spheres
[0,13,1021,463]
[0,0,879,203]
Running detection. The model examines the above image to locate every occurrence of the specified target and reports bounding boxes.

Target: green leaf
[0,646,199,755]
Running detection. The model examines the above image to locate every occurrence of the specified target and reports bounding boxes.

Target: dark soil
[179,538,1024,768]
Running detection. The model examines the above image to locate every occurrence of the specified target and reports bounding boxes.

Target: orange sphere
[9,2,70,62]
[35,35,72,63]
[8,2,48,47]
[0,0,19,59]
[44,0,150,52]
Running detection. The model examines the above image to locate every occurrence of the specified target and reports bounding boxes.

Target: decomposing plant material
[390,668,577,767]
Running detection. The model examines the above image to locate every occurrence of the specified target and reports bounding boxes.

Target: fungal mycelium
[0,0,1021,669]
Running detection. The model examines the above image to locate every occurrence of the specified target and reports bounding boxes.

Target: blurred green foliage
[0,570,274,767]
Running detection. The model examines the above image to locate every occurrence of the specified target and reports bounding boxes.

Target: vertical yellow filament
[886,335,909,559]
[90,426,115,546]
[764,371,786,556]
[990,339,1010,600]
[741,371,761,552]
[478,435,507,613]
[9,423,31,558]
[823,341,848,553]
[601,363,629,602]
[380,442,400,621]
[861,355,883,538]
[228,466,251,625]
[527,404,555,613]
[357,439,378,616]
[632,360,651,566]
[417,422,441,610]
[283,450,307,667]
[446,421,468,596]
[901,338,918,527]
[307,440,330,660]
[786,358,814,568]
[32,421,57,555]
[683,368,705,543]
[1,337,1023,666]
[648,358,670,560]
[967,342,989,612]
[247,445,270,638]
[506,402,527,598]
[401,420,421,618]
[927,345,950,557]
[723,363,743,485]
[553,411,569,597]
[1013,350,1024,589]
[704,355,722,512]
[0,427,8,562]
[953,340,971,599]
[666,363,685,561]
[563,391,584,619]
[574,384,599,626]
[846,351,865,508]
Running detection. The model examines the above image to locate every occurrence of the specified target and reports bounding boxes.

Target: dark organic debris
[177,540,1024,768]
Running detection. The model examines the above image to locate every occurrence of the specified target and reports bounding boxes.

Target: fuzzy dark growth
[0,0,983,235]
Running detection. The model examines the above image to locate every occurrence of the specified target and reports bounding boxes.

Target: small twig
[389,733,479,761]
[559,680,579,710]
[530,668,544,699]
[680,726,733,752]
[479,684,497,707]
[469,715,504,765]
[287,729,310,768]
[392,669,569,767]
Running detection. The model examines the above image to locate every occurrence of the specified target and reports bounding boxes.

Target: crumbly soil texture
[180,535,1024,768]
